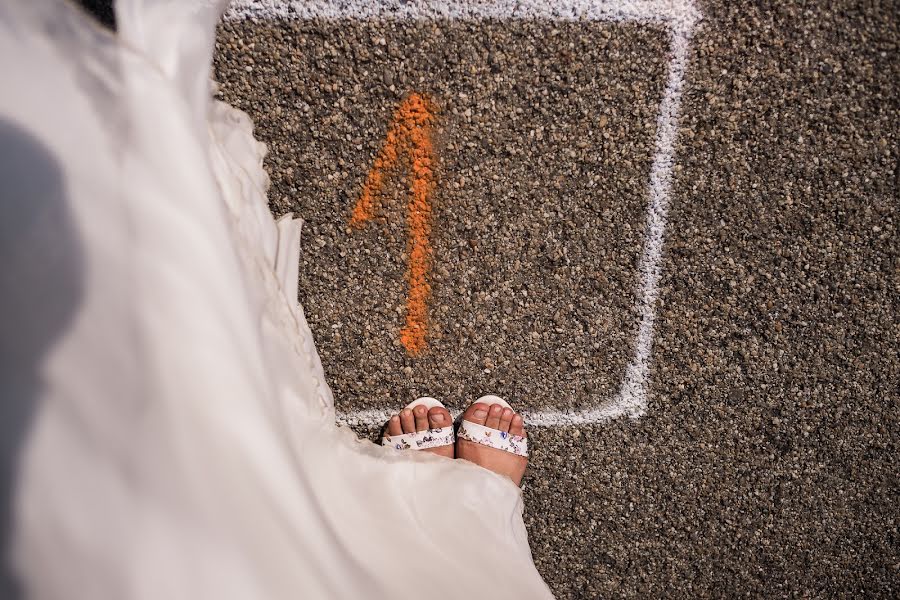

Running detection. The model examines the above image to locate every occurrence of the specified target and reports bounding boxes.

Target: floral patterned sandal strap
[457,420,528,457]
[382,426,455,451]
[381,397,455,451]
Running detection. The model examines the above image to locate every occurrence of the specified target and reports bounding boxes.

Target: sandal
[381,397,455,451]
[456,395,528,457]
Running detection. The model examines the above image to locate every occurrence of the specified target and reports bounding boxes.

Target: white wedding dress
[0,0,553,598]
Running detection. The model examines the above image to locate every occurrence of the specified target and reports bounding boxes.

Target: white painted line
[337,404,650,429]
[225,1,699,32]
[225,0,702,427]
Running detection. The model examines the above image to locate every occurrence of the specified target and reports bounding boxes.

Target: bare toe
[413,405,429,431]
[509,414,526,437]
[400,408,415,433]
[485,404,503,429]
[463,403,489,425]
[498,408,514,432]
[427,406,450,429]
[422,405,454,459]
[387,415,402,436]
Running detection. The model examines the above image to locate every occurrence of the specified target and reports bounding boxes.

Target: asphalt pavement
[211,1,899,596]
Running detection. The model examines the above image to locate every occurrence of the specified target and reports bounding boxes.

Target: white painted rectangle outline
[225,0,701,427]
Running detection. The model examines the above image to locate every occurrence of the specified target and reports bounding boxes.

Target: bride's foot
[456,401,528,486]
[384,402,455,459]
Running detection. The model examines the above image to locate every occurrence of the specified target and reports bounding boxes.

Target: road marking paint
[337,404,650,429]
[225,0,702,426]
[226,1,699,32]
[350,93,437,356]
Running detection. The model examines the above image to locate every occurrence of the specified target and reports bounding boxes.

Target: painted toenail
[474,409,487,418]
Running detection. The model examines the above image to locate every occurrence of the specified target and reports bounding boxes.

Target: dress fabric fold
[0,0,554,598]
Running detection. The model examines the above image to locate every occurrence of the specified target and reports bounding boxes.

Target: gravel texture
[212,1,899,597]
[215,19,666,415]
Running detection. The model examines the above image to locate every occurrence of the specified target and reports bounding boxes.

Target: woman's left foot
[384,403,455,459]
[456,402,527,485]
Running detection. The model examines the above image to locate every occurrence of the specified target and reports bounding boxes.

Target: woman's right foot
[384,402,454,459]
[456,402,528,486]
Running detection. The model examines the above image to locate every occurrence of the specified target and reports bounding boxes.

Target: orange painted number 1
[350,93,437,356]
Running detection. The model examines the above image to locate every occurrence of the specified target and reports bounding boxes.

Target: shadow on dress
[0,118,84,599]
